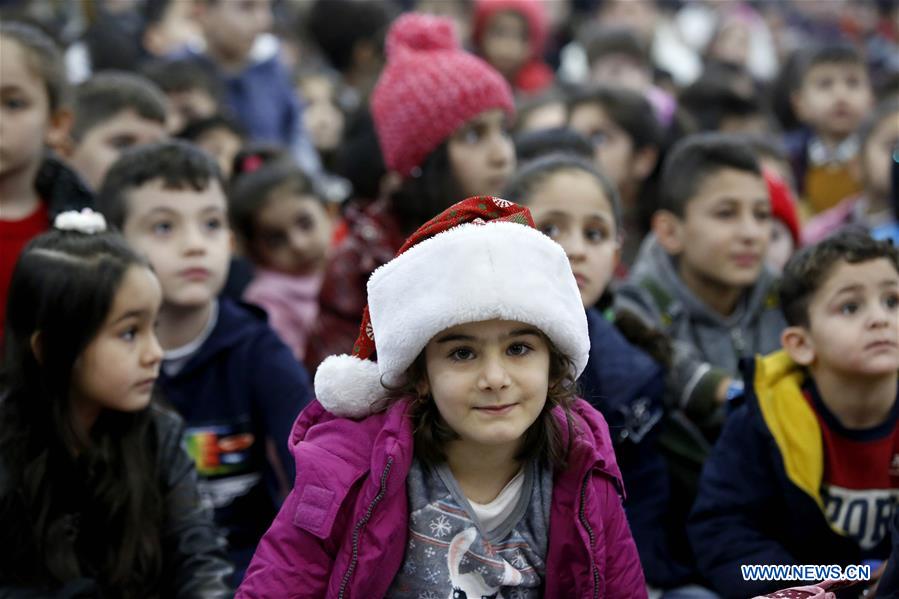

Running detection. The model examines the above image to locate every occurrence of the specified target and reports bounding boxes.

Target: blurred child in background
[97,140,312,584]
[472,0,554,95]
[0,22,92,342]
[803,98,899,244]
[231,156,333,362]
[786,43,874,215]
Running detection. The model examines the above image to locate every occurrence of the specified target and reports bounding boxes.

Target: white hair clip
[54,209,107,235]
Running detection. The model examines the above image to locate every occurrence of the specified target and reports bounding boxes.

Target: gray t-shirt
[387,458,552,599]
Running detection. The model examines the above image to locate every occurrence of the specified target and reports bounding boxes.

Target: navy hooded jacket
[579,308,694,588]
[688,351,878,598]
[157,298,312,576]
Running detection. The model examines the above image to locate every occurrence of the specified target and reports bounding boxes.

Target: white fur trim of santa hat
[314,221,589,417]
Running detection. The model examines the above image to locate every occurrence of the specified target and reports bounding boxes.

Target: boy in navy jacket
[97,140,312,583]
[689,230,899,598]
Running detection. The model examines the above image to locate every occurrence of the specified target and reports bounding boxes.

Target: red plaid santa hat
[314,196,590,417]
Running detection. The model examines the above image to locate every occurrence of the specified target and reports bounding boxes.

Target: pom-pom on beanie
[370,13,515,178]
[314,196,589,418]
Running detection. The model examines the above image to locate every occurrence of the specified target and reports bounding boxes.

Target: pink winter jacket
[237,398,647,599]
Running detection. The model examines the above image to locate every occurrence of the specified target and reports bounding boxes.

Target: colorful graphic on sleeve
[185,422,255,476]
[184,422,262,510]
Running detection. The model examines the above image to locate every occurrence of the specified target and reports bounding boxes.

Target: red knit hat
[764,168,801,245]
[371,13,515,178]
[314,196,590,417]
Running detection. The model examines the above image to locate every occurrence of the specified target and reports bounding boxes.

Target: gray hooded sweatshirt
[615,235,787,419]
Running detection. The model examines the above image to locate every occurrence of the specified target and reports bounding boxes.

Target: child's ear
[45,108,73,156]
[612,237,623,269]
[29,331,44,365]
[781,326,815,366]
[414,377,430,399]
[630,146,659,182]
[652,210,685,255]
[379,172,402,201]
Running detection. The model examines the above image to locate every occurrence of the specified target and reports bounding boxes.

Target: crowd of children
[1,0,899,597]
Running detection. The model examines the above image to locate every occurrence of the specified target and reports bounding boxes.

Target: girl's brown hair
[382,335,578,470]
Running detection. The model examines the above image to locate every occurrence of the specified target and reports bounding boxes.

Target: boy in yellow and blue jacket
[688,230,899,598]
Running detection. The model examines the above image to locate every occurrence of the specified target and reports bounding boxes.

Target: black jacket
[0,405,233,598]
[34,152,95,217]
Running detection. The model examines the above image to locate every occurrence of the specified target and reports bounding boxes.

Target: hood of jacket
[173,298,272,377]
[630,234,779,330]
[747,350,827,509]
[35,152,94,217]
[288,396,626,526]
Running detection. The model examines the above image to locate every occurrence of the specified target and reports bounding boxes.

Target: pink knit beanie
[371,13,515,178]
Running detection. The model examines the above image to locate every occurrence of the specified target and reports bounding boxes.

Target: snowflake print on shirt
[386,460,549,598]
[430,514,452,538]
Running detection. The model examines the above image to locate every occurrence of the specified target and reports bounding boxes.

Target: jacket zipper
[578,473,600,599]
[337,456,394,599]
[731,327,746,354]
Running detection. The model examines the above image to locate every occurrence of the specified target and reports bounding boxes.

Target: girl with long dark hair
[0,211,232,597]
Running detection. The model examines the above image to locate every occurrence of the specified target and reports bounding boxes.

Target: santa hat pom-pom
[386,13,458,59]
[314,354,386,418]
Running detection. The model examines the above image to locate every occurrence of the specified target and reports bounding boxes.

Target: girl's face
[196,126,243,180]
[862,111,899,199]
[300,76,345,153]
[447,108,516,198]
[527,169,620,307]
[251,189,333,275]
[71,266,164,429]
[481,10,530,80]
[765,219,795,275]
[0,37,54,180]
[568,103,634,190]
[422,319,550,454]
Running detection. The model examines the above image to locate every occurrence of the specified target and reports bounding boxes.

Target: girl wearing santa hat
[237,197,647,598]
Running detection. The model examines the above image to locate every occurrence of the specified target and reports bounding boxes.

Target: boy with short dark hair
[177,114,245,180]
[617,132,786,419]
[786,42,874,215]
[679,66,773,135]
[689,230,899,598]
[142,58,224,134]
[96,140,312,583]
[803,97,899,245]
[60,71,168,192]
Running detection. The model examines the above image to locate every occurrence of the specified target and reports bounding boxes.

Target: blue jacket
[688,351,872,598]
[181,48,320,175]
[157,298,312,577]
[579,308,693,588]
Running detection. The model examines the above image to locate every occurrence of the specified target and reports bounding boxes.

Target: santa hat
[764,168,801,245]
[371,13,515,178]
[314,196,590,418]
